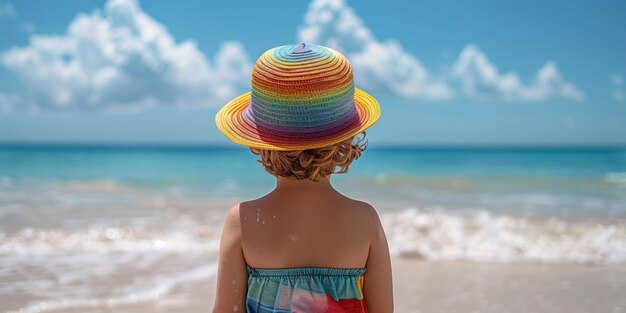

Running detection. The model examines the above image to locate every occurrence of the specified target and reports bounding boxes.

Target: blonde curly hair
[249,131,368,182]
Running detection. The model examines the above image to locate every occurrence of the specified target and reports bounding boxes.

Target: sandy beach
[23,257,621,313]
[391,258,626,313]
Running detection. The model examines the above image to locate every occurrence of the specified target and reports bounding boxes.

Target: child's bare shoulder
[340,196,380,224]
[230,199,259,222]
[346,198,376,213]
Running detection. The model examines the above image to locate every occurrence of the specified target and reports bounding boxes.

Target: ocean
[1,146,625,312]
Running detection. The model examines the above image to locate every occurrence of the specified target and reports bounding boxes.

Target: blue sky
[0,0,625,146]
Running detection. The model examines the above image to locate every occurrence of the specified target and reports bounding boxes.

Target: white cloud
[1,0,587,113]
[0,1,35,32]
[298,0,453,100]
[610,73,625,102]
[1,0,252,111]
[451,45,584,102]
[298,0,584,103]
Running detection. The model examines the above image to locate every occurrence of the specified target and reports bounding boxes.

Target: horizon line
[0,141,625,150]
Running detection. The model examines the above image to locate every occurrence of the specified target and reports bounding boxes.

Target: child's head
[250,131,368,182]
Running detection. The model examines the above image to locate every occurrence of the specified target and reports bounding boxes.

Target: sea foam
[383,208,626,264]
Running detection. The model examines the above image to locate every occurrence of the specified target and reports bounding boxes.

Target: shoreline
[8,257,623,313]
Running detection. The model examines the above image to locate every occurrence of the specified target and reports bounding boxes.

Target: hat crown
[244,43,358,137]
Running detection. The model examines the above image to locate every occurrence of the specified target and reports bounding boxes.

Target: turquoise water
[1,146,625,218]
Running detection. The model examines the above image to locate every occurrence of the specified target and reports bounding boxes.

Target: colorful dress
[246,265,368,312]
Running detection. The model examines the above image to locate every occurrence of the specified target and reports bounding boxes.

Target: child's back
[241,180,373,269]
[215,176,393,313]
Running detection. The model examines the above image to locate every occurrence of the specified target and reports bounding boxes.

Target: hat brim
[215,88,380,151]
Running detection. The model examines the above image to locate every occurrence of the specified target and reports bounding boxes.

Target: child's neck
[274,176,335,193]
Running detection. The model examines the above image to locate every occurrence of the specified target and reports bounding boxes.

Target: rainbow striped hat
[215,43,381,151]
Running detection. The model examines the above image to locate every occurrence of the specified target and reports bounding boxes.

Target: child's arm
[363,204,394,313]
[212,204,248,313]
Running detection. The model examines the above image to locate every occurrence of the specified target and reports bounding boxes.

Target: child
[212,43,393,313]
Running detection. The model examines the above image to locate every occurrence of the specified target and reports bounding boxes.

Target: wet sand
[46,257,625,313]
[392,258,626,313]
